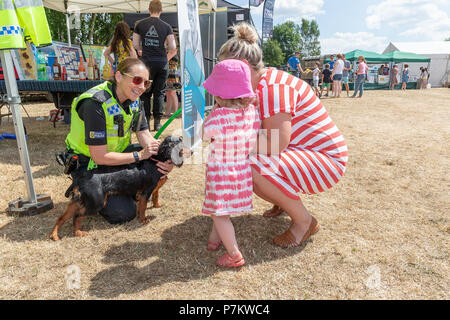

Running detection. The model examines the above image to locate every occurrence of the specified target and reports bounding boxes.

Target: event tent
[381,51,430,63]
[382,42,450,87]
[324,49,387,63]
[43,0,217,13]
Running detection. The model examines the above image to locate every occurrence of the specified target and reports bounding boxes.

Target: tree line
[45,8,123,46]
[263,19,321,67]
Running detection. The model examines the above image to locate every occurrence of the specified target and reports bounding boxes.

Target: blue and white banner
[262,0,275,41]
[249,0,264,7]
[178,0,205,151]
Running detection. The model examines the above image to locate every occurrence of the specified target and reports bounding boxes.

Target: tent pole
[66,13,72,46]
[0,50,37,203]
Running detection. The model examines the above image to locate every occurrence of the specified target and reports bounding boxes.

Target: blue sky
[226,0,450,54]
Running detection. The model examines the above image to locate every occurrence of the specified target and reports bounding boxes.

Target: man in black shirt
[133,0,177,131]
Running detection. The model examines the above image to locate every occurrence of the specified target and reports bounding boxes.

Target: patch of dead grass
[0,88,449,299]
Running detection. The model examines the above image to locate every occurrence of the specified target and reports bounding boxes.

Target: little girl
[202,59,261,268]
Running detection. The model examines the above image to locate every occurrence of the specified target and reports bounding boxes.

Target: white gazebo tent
[43,0,217,44]
[382,41,450,87]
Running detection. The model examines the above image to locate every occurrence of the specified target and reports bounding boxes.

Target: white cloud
[365,0,450,41]
[274,0,325,22]
[320,32,388,54]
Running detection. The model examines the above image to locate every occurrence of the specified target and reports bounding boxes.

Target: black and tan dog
[50,136,184,240]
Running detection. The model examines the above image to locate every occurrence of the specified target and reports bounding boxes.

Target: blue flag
[249,0,265,6]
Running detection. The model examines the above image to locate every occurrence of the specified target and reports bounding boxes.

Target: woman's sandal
[207,240,222,251]
[263,205,285,218]
[216,252,245,268]
[273,216,320,248]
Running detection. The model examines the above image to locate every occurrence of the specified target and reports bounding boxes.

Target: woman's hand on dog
[139,140,160,160]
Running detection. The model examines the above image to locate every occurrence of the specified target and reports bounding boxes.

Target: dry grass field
[0,88,448,299]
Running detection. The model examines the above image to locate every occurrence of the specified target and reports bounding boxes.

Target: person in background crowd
[383,64,390,75]
[390,64,399,90]
[328,54,335,71]
[133,0,177,131]
[320,63,332,97]
[378,64,385,76]
[103,21,137,72]
[287,51,304,78]
[401,64,409,90]
[164,55,180,117]
[420,67,429,89]
[312,62,321,97]
[351,56,367,98]
[331,53,344,98]
[341,53,351,97]
[416,67,423,89]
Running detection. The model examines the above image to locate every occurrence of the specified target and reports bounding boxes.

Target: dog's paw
[49,232,60,241]
[139,217,151,224]
[74,230,88,237]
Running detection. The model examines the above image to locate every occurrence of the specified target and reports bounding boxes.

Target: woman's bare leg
[252,168,315,244]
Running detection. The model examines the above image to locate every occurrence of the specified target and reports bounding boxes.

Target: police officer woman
[63,58,173,222]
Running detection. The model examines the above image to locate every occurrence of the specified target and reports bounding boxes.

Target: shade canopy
[42,0,217,13]
[324,49,387,63]
[381,50,431,63]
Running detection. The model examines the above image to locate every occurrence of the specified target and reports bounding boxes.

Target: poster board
[82,44,107,72]
[178,0,205,151]
[10,41,37,80]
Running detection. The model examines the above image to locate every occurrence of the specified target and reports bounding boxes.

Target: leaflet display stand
[0,50,53,215]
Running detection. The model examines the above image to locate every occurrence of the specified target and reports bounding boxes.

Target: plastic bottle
[62,66,67,81]
[52,57,62,80]
[87,52,94,80]
[102,62,111,81]
[37,50,47,81]
[94,59,100,80]
[78,55,86,80]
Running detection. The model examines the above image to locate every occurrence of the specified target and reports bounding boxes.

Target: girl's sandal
[263,205,285,218]
[216,252,245,268]
[207,240,222,251]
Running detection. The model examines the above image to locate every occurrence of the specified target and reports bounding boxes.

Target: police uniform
[65,81,149,171]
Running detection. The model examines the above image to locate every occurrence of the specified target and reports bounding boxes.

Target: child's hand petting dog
[153,159,174,179]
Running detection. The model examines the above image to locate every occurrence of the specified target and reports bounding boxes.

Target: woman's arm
[89,144,155,166]
[256,113,291,155]
[103,46,115,65]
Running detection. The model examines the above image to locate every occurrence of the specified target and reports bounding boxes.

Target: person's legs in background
[151,62,169,131]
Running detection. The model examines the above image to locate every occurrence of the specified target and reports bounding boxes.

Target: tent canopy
[42,0,217,13]
[381,50,431,63]
[324,49,387,63]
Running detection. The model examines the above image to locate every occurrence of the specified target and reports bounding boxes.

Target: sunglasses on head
[122,72,151,88]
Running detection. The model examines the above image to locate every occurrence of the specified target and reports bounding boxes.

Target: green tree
[262,39,285,67]
[272,19,321,63]
[299,19,321,56]
[272,21,301,60]
[446,37,450,41]
[45,8,123,45]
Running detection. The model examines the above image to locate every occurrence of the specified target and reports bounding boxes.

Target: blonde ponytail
[218,23,264,71]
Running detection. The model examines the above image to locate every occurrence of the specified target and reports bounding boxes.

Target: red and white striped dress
[202,104,261,216]
[250,68,348,199]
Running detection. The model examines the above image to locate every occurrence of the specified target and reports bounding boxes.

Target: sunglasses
[122,72,151,88]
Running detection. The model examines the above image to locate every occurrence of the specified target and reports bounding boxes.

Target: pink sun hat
[202,59,256,99]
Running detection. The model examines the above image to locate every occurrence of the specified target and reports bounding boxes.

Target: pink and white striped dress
[250,68,348,199]
[202,104,261,216]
